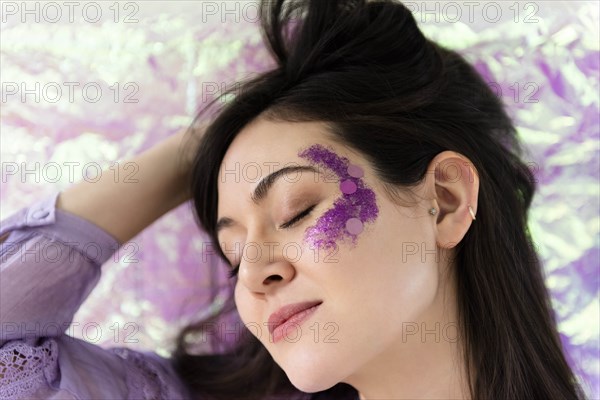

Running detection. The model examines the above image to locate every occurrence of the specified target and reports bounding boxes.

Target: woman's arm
[56,127,202,245]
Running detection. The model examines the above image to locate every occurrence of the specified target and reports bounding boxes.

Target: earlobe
[428,151,479,249]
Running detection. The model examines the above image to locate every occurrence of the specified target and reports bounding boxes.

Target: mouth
[268,300,323,343]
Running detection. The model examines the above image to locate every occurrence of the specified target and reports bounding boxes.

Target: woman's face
[216,116,443,392]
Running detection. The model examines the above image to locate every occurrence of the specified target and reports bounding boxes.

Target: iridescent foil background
[0,1,598,397]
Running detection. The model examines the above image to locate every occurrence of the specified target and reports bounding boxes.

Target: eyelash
[227,205,316,278]
[279,204,316,229]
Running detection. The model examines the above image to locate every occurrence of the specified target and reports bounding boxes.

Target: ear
[425,151,479,249]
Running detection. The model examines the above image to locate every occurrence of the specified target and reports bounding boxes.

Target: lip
[268,300,323,342]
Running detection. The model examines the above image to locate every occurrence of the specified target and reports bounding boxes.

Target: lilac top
[0,191,192,399]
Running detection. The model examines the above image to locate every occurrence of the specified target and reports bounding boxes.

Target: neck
[346,268,472,400]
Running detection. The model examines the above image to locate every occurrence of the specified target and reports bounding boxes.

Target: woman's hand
[56,125,206,245]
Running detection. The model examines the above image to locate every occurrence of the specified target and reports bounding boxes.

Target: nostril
[264,275,283,284]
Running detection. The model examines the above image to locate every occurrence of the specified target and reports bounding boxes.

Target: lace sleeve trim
[0,339,185,400]
[0,339,59,399]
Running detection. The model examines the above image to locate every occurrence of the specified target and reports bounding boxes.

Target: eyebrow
[216,165,320,234]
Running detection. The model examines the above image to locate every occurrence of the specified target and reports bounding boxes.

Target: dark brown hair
[171,1,586,399]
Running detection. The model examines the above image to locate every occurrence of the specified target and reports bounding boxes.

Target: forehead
[217,118,352,209]
[219,118,335,188]
[221,118,332,167]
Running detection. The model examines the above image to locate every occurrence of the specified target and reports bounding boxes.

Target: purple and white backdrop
[1,1,598,397]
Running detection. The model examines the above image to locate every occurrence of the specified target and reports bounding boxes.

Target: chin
[277,351,347,393]
[286,371,339,393]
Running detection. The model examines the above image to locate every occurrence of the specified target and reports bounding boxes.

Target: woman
[0,0,586,399]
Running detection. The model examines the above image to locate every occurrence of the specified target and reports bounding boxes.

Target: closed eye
[279,205,316,229]
[227,204,317,278]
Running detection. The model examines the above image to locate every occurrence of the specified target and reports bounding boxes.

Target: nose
[237,241,296,295]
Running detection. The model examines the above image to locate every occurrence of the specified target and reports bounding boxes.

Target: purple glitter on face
[297,144,379,252]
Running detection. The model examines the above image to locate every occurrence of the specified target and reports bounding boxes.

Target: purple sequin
[347,164,364,178]
[340,179,357,194]
[345,218,364,235]
[298,144,379,252]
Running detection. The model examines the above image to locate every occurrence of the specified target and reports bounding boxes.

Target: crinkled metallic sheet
[0,1,598,397]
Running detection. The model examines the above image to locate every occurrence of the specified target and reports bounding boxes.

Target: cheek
[233,285,269,343]
[335,208,440,319]
[233,285,252,325]
[377,244,440,322]
[337,258,439,343]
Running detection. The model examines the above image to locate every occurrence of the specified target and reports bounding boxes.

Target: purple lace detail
[0,339,59,399]
[109,347,175,400]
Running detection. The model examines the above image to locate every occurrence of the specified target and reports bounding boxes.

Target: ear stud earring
[429,205,477,221]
